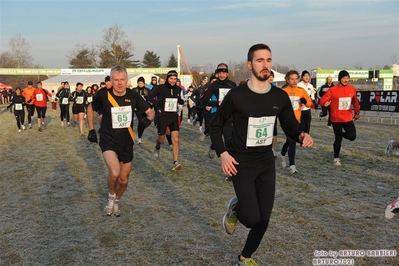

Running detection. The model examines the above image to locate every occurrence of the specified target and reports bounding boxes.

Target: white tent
[271,69,285,82]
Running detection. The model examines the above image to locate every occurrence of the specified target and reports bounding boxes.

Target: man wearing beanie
[298,70,316,133]
[133,76,151,144]
[319,70,360,166]
[148,70,185,172]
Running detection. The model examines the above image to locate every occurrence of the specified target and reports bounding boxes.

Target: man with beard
[319,70,360,166]
[133,76,151,144]
[148,70,184,172]
[209,43,313,265]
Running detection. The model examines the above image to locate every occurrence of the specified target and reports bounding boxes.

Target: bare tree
[353,62,364,69]
[98,24,139,67]
[0,51,18,67]
[9,33,33,68]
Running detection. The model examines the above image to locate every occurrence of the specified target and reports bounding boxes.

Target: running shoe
[193,118,197,126]
[104,196,115,216]
[199,126,202,132]
[61,121,64,126]
[385,140,394,157]
[18,129,22,133]
[385,197,399,219]
[42,123,46,130]
[67,122,71,127]
[29,124,32,129]
[225,175,232,181]
[199,134,206,142]
[154,146,160,158]
[208,146,215,159]
[113,200,121,217]
[290,165,299,174]
[138,138,142,144]
[38,127,42,132]
[235,257,259,266]
[223,197,238,235]
[334,158,341,166]
[21,125,25,130]
[187,119,190,123]
[169,144,173,151]
[172,162,182,172]
[278,153,286,168]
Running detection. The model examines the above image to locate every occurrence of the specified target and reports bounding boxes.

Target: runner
[56,81,71,126]
[319,70,360,166]
[298,70,316,133]
[22,81,35,129]
[71,82,88,135]
[148,70,185,172]
[29,81,52,131]
[7,87,26,132]
[133,77,151,144]
[201,63,236,159]
[87,65,154,217]
[209,43,313,265]
[278,70,312,174]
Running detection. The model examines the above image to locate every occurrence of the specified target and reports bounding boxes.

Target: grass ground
[0,106,398,266]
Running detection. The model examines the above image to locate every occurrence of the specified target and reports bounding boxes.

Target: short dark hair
[247,43,271,62]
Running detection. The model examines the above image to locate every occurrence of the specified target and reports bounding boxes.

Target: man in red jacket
[319,70,360,166]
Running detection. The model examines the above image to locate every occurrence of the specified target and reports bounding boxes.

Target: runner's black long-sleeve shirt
[209,82,302,167]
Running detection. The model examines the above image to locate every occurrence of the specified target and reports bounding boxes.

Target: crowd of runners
[2,43,398,266]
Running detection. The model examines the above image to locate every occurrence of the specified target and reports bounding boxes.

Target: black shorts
[99,140,133,163]
[72,104,85,114]
[157,115,179,135]
[36,106,47,118]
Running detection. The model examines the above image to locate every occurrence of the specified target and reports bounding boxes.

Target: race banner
[358,90,399,112]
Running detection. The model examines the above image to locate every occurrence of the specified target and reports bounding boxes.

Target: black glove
[142,117,152,129]
[6,104,11,109]
[87,129,98,143]
[27,99,32,104]
[300,97,307,104]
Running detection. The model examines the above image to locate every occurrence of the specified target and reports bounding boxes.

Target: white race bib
[219,88,231,101]
[338,97,351,110]
[15,103,23,110]
[164,98,178,112]
[62,98,69,105]
[87,96,93,103]
[36,94,43,101]
[289,95,300,111]
[111,106,132,129]
[246,116,275,147]
[76,96,84,104]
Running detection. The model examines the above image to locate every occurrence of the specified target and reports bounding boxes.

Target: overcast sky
[1,0,398,72]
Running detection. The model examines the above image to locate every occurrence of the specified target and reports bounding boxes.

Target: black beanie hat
[27,81,33,85]
[338,70,350,81]
[167,70,178,79]
[137,76,145,83]
[301,70,310,78]
[105,75,110,82]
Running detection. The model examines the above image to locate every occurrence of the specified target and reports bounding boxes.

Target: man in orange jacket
[319,70,360,166]
[22,81,36,129]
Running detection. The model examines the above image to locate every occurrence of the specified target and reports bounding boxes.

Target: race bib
[15,103,23,110]
[36,94,43,101]
[62,98,69,105]
[219,88,230,101]
[164,98,178,112]
[338,97,351,110]
[246,116,275,147]
[76,96,84,104]
[111,106,132,129]
[289,95,300,111]
[87,96,93,103]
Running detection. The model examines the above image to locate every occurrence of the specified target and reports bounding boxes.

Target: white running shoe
[187,119,190,123]
[199,126,202,132]
[138,138,142,144]
[278,153,286,168]
[104,196,115,216]
[61,121,64,126]
[169,144,173,151]
[18,129,22,133]
[154,146,160,158]
[21,125,25,130]
[199,134,206,142]
[385,197,399,219]
[290,165,298,174]
[223,197,238,235]
[334,158,341,166]
[385,140,394,157]
[113,200,121,217]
